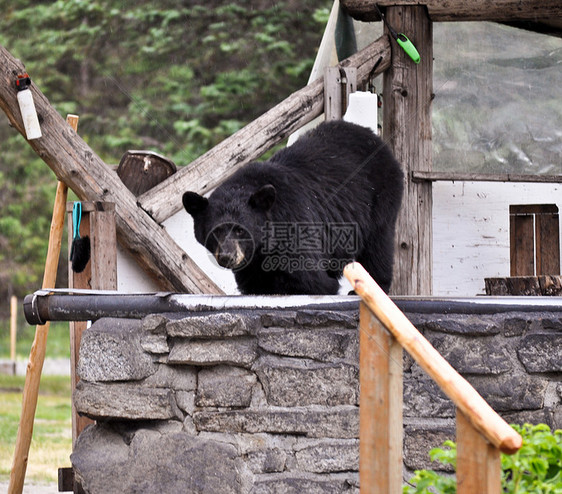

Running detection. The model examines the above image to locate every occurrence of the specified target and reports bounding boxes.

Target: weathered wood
[456,409,502,494]
[485,275,562,296]
[67,201,117,447]
[138,36,391,224]
[0,44,221,294]
[510,211,535,276]
[117,150,177,197]
[383,6,433,296]
[324,67,357,120]
[359,303,403,494]
[535,209,560,275]
[412,171,562,184]
[344,262,523,455]
[509,204,561,277]
[341,0,562,23]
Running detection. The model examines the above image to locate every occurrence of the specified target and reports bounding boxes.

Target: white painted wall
[433,181,562,296]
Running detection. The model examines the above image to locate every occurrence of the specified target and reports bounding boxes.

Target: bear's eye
[232,226,245,237]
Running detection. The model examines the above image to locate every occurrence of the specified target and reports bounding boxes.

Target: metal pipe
[23,288,562,325]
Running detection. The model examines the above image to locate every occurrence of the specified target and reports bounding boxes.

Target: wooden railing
[343,263,523,494]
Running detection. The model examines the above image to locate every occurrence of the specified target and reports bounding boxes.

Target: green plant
[404,424,562,494]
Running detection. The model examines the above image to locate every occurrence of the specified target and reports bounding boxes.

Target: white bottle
[16,74,42,140]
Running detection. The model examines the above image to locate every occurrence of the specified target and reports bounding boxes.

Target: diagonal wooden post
[8,116,77,494]
[0,45,222,294]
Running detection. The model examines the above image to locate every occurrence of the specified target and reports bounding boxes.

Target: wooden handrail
[344,262,522,455]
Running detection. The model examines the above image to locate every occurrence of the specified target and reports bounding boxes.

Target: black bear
[182,120,404,295]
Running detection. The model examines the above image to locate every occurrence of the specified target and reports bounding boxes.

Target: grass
[0,318,70,360]
[0,374,72,484]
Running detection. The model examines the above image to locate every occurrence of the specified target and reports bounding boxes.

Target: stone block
[142,364,197,390]
[294,439,359,473]
[540,316,562,331]
[258,328,352,362]
[166,312,254,338]
[254,356,358,407]
[502,316,530,337]
[403,426,455,471]
[78,318,157,383]
[247,448,287,474]
[431,336,512,374]
[193,407,359,439]
[295,310,358,329]
[251,473,358,494]
[404,371,454,418]
[197,365,256,407]
[422,315,500,335]
[72,424,246,494]
[467,374,547,411]
[168,337,257,367]
[74,381,180,420]
[517,334,562,373]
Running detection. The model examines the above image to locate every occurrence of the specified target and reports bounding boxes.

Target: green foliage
[0,0,331,306]
[403,424,562,494]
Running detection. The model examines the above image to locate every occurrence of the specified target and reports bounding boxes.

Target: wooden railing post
[359,302,403,493]
[457,409,502,494]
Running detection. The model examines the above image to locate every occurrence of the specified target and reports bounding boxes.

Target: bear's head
[182,183,276,271]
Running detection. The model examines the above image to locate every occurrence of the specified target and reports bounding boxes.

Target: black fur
[183,120,404,295]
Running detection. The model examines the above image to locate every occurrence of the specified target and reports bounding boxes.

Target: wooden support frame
[359,303,403,493]
[340,0,562,23]
[67,201,117,446]
[383,6,433,296]
[346,262,521,493]
[457,409,502,494]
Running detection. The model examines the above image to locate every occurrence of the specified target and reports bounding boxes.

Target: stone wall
[70,299,562,493]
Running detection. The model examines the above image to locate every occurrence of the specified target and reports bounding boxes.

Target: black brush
[70,202,91,273]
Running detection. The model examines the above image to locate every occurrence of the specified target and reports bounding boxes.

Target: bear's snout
[215,239,245,269]
[205,222,255,271]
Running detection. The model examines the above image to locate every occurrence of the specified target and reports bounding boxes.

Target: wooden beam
[138,36,391,224]
[383,6,433,296]
[341,0,562,23]
[0,44,222,294]
[412,171,562,183]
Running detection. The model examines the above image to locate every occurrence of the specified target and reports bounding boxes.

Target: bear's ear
[249,184,276,211]
[182,192,209,215]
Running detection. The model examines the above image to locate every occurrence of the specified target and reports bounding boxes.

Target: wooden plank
[359,303,403,494]
[138,36,391,224]
[412,171,562,184]
[340,0,562,23]
[383,6,433,296]
[344,262,522,455]
[0,44,222,294]
[456,409,502,494]
[324,67,357,120]
[510,211,534,276]
[535,211,560,275]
